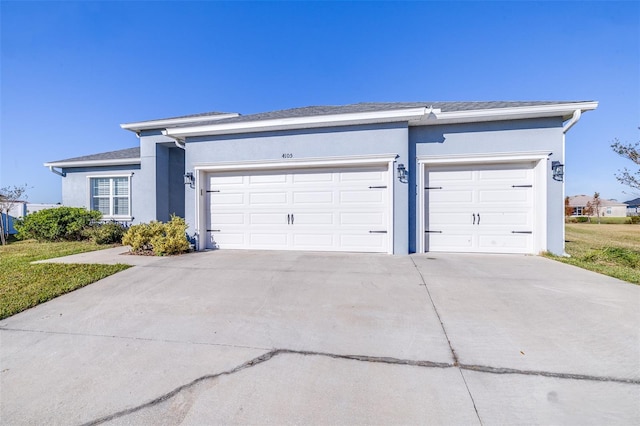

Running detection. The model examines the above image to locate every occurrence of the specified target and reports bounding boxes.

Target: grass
[0,239,130,320]
[544,223,640,285]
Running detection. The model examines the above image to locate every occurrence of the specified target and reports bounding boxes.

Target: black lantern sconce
[183,172,195,188]
[552,161,564,182]
[397,163,408,183]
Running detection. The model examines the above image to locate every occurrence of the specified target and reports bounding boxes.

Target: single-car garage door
[205,166,390,252]
[424,162,535,254]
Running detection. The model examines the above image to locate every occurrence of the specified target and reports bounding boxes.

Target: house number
[282,153,293,159]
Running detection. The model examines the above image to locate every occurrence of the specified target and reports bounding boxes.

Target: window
[573,207,583,216]
[90,176,130,217]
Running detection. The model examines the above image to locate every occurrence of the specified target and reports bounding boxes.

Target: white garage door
[425,163,535,254]
[205,166,390,252]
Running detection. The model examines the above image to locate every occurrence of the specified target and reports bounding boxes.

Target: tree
[583,201,594,223]
[592,192,602,224]
[565,196,573,218]
[0,184,28,245]
[611,135,640,191]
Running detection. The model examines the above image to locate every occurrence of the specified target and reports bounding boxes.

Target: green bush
[83,222,126,245]
[575,216,589,223]
[15,207,101,242]
[122,215,190,255]
[628,216,640,224]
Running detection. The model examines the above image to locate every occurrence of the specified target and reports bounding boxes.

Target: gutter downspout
[560,109,581,257]
[161,130,186,150]
[562,109,581,134]
[48,166,66,177]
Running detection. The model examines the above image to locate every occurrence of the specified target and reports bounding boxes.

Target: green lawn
[544,223,640,285]
[0,240,130,320]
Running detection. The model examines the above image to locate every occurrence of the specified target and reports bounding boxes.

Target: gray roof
[51,147,140,164]
[172,101,589,128]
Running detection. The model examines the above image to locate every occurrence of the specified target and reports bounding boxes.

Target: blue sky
[1,1,638,203]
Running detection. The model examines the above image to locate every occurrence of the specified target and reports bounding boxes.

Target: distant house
[567,195,627,218]
[45,100,598,255]
[624,198,640,216]
[0,201,27,235]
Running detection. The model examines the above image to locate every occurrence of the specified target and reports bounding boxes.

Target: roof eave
[44,158,141,168]
[410,101,599,126]
[121,113,241,133]
[164,108,428,138]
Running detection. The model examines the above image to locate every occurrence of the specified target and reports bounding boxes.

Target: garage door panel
[250,233,288,247]
[429,170,474,183]
[340,190,385,204]
[428,212,474,226]
[211,213,246,225]
[291,212,334,225]
[249,192,287,204]
[478,234,530,252]
[249,174,287,185]
[293,233,334,247]
[209,232,245,247]
[209,175,244,186]
[292,172,334,184]
[292,191,334,204]
[478,189,531,203]
[340,212,386,226]
[428,190,473,203]
[478,168,529,181]
[477,211,531,226]
[211,193,244,205]
[249,213,287,225]
[428,233,474,251]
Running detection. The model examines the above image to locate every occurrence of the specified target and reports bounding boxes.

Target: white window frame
[86,173,133,220]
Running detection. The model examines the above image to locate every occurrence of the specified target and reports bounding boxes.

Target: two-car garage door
[205,166,390,253]
[424,162,536,254]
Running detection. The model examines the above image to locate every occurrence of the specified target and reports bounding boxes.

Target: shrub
[575,216,589,223]
[122,215,190,255]
[15,207,101,242]
[83,222,126,245]
[628,216,640,224]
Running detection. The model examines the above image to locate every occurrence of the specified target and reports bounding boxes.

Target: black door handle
[291,214,294,225]
[287,214,290,225]
[477,213,480,225]
[472,213,476,225]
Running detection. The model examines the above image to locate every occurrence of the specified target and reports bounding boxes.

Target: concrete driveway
[1,249,639,425]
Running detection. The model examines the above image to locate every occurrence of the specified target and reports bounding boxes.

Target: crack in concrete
[80,348,640,426]
[409,256,482,425]
[0,326,270,352]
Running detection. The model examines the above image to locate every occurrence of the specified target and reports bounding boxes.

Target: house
[567,195,627,218]
[45,101,598,255]
[624,198,640,216]
[0,201,27,235]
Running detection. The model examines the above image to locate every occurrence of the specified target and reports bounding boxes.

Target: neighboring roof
[568,195,627,207]
[121,112,239,133]
[624,197,640,206]
[45,147,140,167]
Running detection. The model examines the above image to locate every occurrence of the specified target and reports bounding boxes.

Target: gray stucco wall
[60,164,141,220]
[409,117,565,254]
[184,123,410,254]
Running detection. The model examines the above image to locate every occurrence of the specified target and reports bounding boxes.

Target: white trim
[418,102,598,126]
[193,153,398,172]
[45,158,140,168]
[417,151,550,164]
[86,173,133,221]
[194,155,396,254]
[121,113,240,133]
[417,153,548,254]
[167,108,427,138]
